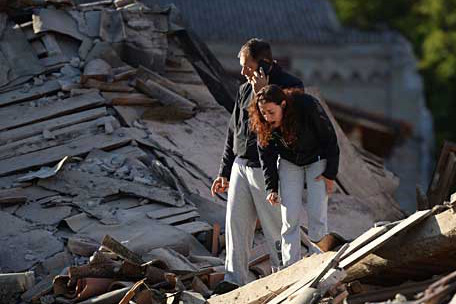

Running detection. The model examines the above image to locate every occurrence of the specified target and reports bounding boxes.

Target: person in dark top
[248,84,339,267]
[210,38,303,286]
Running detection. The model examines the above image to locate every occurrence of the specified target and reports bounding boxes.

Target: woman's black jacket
[258,94,340,194]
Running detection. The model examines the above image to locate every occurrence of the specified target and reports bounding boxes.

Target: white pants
[224,158,282,285]
[279,158,328,267]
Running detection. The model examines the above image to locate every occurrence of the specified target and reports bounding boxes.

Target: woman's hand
[267,192,281,206]
[315,175,334,195]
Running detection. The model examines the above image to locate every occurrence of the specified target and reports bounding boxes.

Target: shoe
[212,281,240,295]
[315,232,346,252]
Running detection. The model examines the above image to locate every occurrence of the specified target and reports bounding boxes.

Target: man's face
[240,54,258,82]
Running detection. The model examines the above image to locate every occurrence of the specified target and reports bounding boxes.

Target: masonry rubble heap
[1,0,456,304]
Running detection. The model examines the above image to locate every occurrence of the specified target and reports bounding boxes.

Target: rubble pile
[0,0,234,302]
[209,196,456,304]
[1,1,455,304]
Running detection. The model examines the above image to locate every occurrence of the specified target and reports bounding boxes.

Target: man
[211,38,303,287]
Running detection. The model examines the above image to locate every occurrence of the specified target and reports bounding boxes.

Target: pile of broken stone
[1,1,456,304]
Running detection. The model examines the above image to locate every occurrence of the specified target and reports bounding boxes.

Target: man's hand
[252,67,269,94]
[211,176,229,196]
[315,175,335,196]
[267,192,281,206]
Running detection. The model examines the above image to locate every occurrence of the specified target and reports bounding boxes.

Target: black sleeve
[258,139,279,194]
[218,89,240,179]
[218,111,236,178]
[309,98,340,180]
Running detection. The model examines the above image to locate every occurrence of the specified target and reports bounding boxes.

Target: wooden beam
[267,244,349,304]
[346,278,438,304]
[207,252,335,304]
[428,141,456,207]
[0,79,60,107]
[0,127,130,176]
[339,226,388,261]
[135,78,196,118]
[84,79,134,92]
[0,107,107,145]
[137,65,190,99]
[0,116,118,160]
[101,235,144,264]
[0,92,105,132]
[344,209,456,283]
[340,210,432,269]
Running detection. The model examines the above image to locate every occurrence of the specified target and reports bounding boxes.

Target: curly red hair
[248,85,300,147]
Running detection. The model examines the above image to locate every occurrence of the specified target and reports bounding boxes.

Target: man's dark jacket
[218,63,303,178]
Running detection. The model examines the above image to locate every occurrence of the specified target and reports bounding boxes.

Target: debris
[136,77,196,119]
[33,8,86,41]
[17,156,69,182]
[81,58,112,84]
[2,2,455,304]
[0,271,35,303]
[427,141,456,208]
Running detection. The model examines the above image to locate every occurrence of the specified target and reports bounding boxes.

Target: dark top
[258,94,339,194]
[218,64,303,178]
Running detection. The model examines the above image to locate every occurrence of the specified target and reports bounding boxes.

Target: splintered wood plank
[267,244,349,304]
[0,79,60,107]
[38,169,184,207]
[428,141,456,207]
[0,116,118,160]
[175,221,212,235]
[158,211,200,225]
[339,226,389,261]
[137,65,190,99]
[0,128,131,176]
[339,210,432,269]
[207,252,336,304]
[146,205,197,220]
[0,92,105,132]
[0,107,107,144]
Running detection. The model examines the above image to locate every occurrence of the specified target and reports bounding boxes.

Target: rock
[127,20,151,30]
[70,57,81,68]
[40,294,55,304]
[33,77,44,86]
[20,83,32,93]
[60,64,81,78]
[42,129,56,140]
[81,58,112,84]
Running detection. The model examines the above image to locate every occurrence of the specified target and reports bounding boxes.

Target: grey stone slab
[33,8,86,41]
[0,20,44,88]
[15,202,72,225]
[0,211,63,272]
[85,10,101,38]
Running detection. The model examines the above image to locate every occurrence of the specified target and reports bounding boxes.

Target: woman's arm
[258,139,280,195]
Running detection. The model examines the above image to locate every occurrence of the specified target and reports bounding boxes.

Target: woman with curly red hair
[248,84,339,267]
